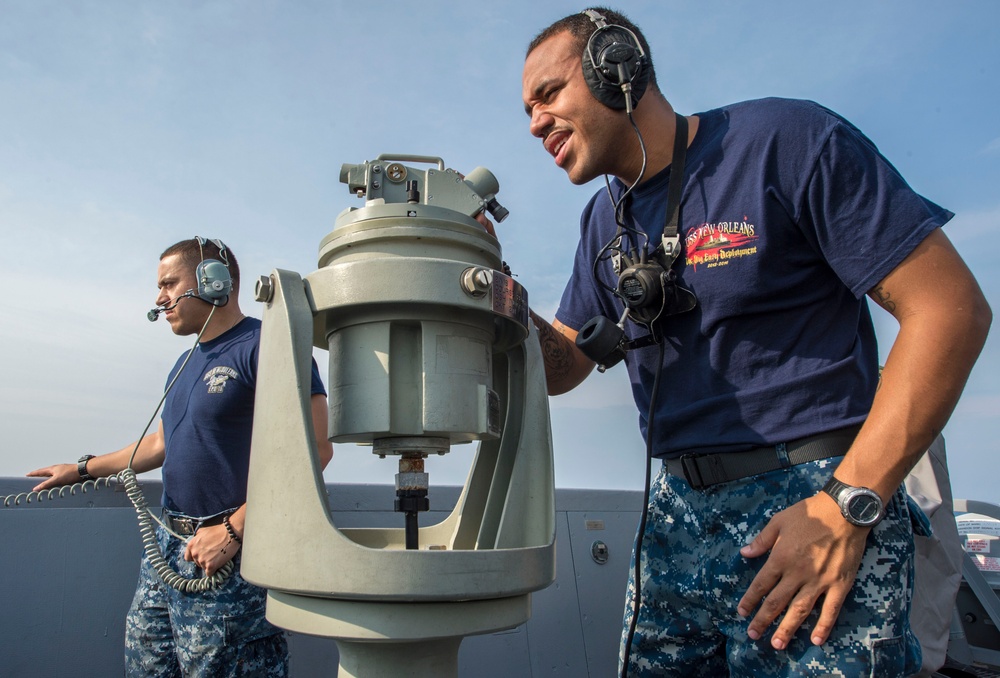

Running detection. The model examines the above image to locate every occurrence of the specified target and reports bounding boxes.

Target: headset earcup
[582,27,649,110]
[196,259,233,305]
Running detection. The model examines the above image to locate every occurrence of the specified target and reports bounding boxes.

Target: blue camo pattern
[620,458,921,677]
[124,524,287,677]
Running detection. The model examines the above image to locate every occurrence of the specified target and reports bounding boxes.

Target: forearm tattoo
[530,311,576,380]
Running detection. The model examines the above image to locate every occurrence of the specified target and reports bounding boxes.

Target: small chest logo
[204,366,239,394]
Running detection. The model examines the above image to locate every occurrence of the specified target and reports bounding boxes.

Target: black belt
[665,425,861,490]
[161,511,227,536]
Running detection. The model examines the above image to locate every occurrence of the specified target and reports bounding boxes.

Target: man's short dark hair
[526,7,657,90]
[160,238,240,291]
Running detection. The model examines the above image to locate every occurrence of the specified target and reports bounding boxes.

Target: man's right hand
[27,463,84,492]
[475,211,496,237]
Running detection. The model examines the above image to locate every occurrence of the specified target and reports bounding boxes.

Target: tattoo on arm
[529,310,577,381]
[534,320,576,379]
[871,285,897,313]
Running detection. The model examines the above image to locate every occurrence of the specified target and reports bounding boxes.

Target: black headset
[579,17,685,678]
[194,236,232,306]
[576,114,697,370]
[581,9,649,112]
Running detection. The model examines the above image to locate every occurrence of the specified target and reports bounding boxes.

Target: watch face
[846,493,882,526]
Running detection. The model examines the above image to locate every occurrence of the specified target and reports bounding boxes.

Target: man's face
[522,30,626,185]
[155,254,209,336]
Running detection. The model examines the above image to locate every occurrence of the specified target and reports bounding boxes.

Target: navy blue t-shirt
[556,98,953,458]
[160,316,326,517]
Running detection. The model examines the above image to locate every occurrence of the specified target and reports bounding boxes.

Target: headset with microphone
[577,13,696,678]
[574,10,697,371]
[147,291,197,322]
[148,237,233,322]
[581,8,649,114]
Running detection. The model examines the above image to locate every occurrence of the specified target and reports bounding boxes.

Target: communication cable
[1,305,234,592]
[593,114,649,298]
[2,475,119,507]
[620,339,664,678]
[120,304,234,592]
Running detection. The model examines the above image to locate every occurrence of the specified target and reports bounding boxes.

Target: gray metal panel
[459,622,531,676]
[0,480,642,677]
[566,510,641,676]
[522,511,589,676]
[0,507,141,678]
[286,632,340,676]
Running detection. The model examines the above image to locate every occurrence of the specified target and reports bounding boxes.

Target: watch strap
[77,454,96,481]
[822,476,884,527]
[822,476,851,502]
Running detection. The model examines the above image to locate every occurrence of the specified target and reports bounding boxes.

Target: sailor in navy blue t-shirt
[30,238,333,677]
[516,9,990,678]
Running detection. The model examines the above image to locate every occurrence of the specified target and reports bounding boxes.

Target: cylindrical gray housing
[316,204,505,446]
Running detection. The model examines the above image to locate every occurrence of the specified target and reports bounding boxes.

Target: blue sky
[1,1,997,503]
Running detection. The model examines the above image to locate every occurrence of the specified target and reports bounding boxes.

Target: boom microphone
[148,291,196,321]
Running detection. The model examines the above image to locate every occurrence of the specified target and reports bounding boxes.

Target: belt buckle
[679,454,707,490]
[172,515,197,535]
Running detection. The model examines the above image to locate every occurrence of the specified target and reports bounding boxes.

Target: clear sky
[1,1,997,504]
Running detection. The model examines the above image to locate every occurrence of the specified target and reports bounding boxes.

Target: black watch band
[77,454,96,481]
[822,476,884,528]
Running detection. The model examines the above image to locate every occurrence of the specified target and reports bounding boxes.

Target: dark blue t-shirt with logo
[160,316,326,517]
[556,98,952,458]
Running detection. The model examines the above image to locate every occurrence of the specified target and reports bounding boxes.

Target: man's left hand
[475,211,496,237]
[184,523,238,577]
[737,493,870,649]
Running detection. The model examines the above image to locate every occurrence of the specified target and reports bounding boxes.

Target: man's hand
[475,211,496,237]
[184,524,238,578]
[737,493,870,649]
[27,464,83,492]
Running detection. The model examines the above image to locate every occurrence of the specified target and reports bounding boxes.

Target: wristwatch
[822,476,884,527]
[77,454,96,481]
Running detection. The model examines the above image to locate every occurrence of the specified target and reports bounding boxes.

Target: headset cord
[621,338,664,678]
[595,111,649,296]
[120,304,234,592]
[607,111,648,227]
[121,467,233,593]
[1,307,235,592]
[2,475,119,507]
[13,468,239,592]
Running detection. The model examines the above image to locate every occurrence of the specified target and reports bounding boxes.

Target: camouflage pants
[124,524,288,677]
[620,457,924,677]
